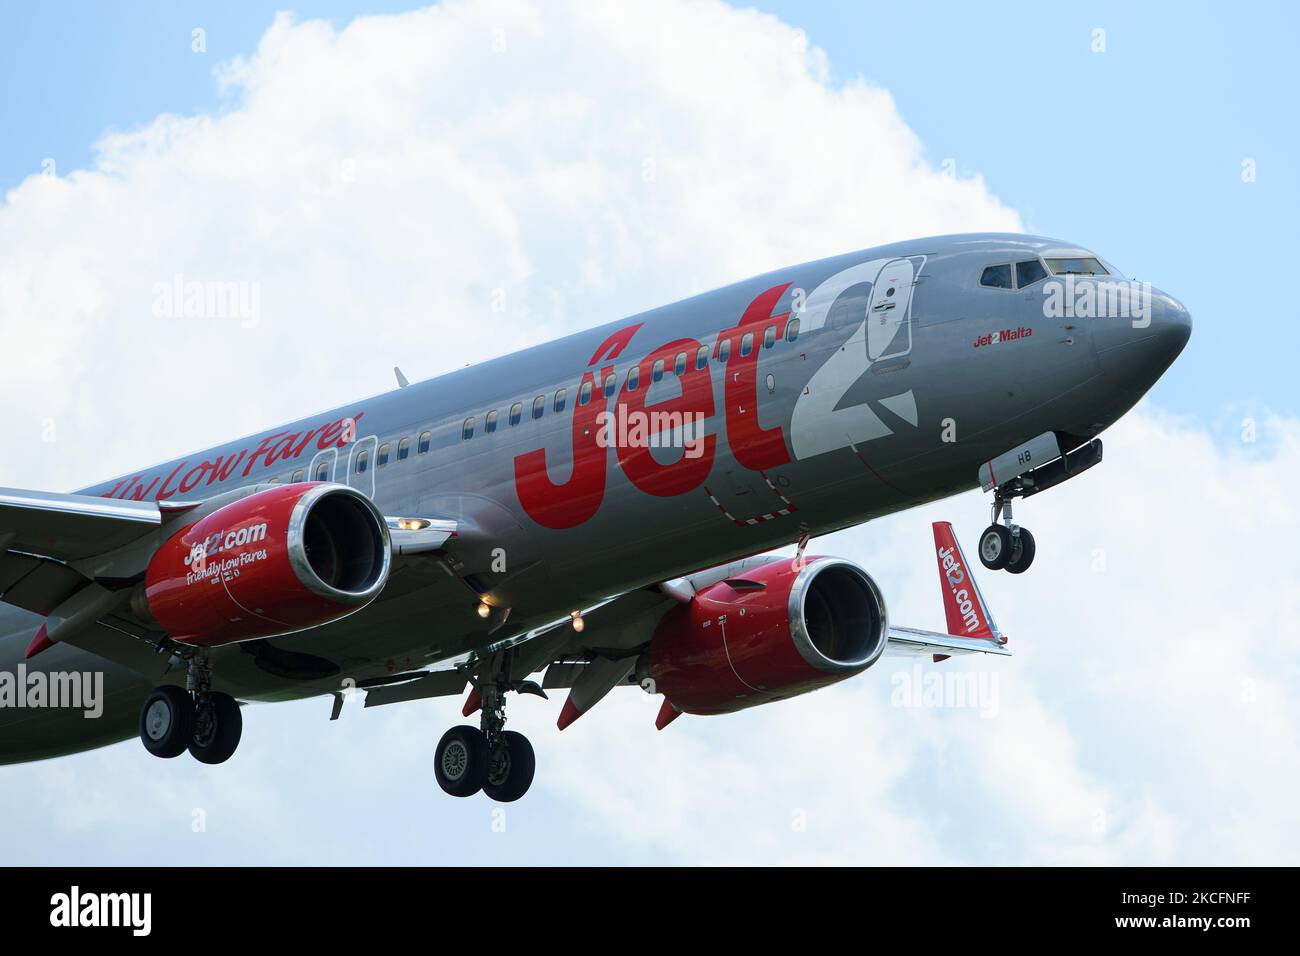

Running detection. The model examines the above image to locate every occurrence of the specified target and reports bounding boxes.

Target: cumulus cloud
[3,0,1289,866]
[0,0,1017,491]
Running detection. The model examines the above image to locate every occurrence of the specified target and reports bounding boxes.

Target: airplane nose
[1093,287,1191,394]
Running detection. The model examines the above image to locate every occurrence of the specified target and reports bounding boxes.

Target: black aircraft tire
[1006,527,1037,574]
[139,686,195,759]
[978,524,1012,571]
[189,692,243,764]
[435,725,490,797]
[482,731,536,803]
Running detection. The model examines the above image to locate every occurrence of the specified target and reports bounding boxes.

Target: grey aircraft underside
[0,233,1190,801]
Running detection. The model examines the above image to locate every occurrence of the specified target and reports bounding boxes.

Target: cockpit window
[1045,256,1108,276]
[1016,259,1048,287]
[980,264,1013,289]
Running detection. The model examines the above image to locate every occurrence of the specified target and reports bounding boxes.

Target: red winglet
[932,521,1002,642]
[24,624,55,659]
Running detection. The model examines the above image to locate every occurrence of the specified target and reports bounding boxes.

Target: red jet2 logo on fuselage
[512,284,795,530]
[513,255,926,530]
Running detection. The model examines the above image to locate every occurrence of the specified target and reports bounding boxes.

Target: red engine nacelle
[141,483,391,647]
[644,557,888,715]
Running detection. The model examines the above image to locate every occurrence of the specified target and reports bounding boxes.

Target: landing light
[476,602,491,619]
[395,517,431,531]
[571,611,585,633]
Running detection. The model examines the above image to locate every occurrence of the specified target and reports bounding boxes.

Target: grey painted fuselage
[0,233,1191,762]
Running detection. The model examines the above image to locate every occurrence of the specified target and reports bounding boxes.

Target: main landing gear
[979,491,1036,574]
[138,650,242,764]
[434,676,539,802]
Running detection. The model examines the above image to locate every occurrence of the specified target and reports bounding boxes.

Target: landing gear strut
[138,649,242,764]
[434,666,539,801]
[979,491,1036,574]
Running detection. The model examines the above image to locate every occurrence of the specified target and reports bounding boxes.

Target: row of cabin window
[262,429,438,482]
[350,431,435,475]
[460,318,801,440]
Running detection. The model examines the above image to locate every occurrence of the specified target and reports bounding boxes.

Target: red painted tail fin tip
[931,521,1004,643]
[24,625,55,659]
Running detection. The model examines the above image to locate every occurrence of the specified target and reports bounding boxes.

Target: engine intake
[143,483,391,647]
[645,556,888,715]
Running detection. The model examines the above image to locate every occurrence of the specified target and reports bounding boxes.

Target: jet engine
[643,556,888,715]
[139,483,391,647]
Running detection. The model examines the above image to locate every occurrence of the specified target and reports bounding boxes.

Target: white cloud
[3,0,1291,865]
[0,0,1017,491]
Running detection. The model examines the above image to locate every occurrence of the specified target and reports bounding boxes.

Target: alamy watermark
[1043,275,1153,329]
[890,663,1000,718]
[595,407,706,458]
[1,665,103,718]
[152,274,261,328]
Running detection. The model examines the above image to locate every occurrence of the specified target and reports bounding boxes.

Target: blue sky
[2,1,1294,430]
[2,1,1297,865]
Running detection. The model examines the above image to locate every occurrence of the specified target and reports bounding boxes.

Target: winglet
[24,624,55,659]
[932,521,1004,643]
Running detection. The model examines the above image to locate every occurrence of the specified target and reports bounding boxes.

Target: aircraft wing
[0,487,165,618]
[363,521,1011,724]
[1,481,461,673]
[0,487,163,559]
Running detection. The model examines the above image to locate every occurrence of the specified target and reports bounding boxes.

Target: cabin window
[604,373,617,398]
[315,462,329,481]
[485,410,499,434]
[397,437,411,461]
[267,476,281,484]
[418,430,432,454]
[462,417,475,440]
[695,345,708,370]
[579,380,593,405]
[652,359,665,383]
[291,469,304,483]
[554,388,567,413]
[980,264,1013,289]
[1016,259,1048,287]
[509,403,523,426]
[740,332,754,357]
[786,317,800,342]
[355,450,370,474]
[674,352,687,376]
[626,366,640,391]
[716,338,731,364]
[763,325,776,349]
[532,396,545,420]
[377,442,390,467]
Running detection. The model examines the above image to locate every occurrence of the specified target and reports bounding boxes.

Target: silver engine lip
[787,557,889,673]
[286,483,392,606]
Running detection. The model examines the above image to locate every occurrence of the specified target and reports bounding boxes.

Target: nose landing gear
[979,492,1036,574]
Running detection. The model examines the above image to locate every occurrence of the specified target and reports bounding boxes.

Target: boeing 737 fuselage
[0,233,1190,801]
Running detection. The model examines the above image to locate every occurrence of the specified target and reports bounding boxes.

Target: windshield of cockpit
[1044,255,1125,279]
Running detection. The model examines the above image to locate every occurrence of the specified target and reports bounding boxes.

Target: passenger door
[866,257,916,362]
